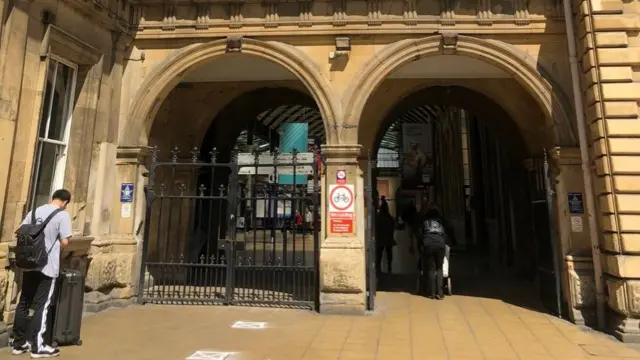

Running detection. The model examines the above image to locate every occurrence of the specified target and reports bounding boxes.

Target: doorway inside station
[367,85,563,316]
[140,55,326,309]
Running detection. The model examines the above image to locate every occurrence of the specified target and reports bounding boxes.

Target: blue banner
[279,123,308,185]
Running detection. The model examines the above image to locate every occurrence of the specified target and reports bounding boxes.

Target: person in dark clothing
[411,201,453,299]
[375,197,397,274]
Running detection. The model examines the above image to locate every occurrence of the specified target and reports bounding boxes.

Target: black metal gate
[138,146,320,309]
[527,151,562,316]
[365,154,377,311]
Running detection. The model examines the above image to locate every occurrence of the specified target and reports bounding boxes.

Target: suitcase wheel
[52,342,58,348]
[76,339,83,346]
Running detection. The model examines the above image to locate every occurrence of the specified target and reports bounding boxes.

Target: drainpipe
[562,0,606,330]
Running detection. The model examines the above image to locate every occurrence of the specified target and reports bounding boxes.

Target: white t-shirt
[21,204,73,278]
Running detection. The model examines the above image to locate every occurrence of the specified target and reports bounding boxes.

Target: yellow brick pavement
[1,291,638,360]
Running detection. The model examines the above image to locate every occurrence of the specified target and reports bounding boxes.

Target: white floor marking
[185,350,234,360]
[231,321,267,329]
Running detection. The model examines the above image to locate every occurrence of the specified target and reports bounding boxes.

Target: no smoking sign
[329,184,355,234]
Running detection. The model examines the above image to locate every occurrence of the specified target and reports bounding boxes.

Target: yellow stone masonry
[576,0,640,341]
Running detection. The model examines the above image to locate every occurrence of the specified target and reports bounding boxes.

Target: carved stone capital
[321,144,362,164]
[117,146,149,165]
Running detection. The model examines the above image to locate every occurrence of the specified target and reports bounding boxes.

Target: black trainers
[11,342,30,355]
[30,346,59,358]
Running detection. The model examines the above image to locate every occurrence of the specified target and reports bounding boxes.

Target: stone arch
[343,35,577,147]
[123,38,339,147]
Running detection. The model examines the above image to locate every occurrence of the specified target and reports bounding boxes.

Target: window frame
[30,55,78,207]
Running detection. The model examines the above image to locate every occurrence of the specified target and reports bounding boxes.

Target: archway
[345,35,577,147]
[357,43,573,316]
[121,38,339,147]
[141,76,325,308]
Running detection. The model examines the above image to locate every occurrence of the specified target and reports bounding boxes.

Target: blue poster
[568,192,584,214]
[120,183,134,203]
[279,123,308,185]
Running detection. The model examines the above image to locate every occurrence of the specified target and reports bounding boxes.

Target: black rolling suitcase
[50,269,84,347]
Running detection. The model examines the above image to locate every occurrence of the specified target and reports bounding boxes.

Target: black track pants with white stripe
[12,271,56,351]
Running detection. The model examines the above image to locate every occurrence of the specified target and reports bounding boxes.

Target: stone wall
[574,0,640,342]
[0,0,131,337]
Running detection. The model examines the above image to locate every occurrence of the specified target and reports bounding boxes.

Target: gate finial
[209,147,218,163]
[190,147,200,163]
[171,146,180,163]
[150,145,159,162]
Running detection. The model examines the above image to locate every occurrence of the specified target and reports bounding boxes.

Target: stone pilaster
[319,144,366,315]
[576,0,640,342]
[0,0,31,241]
[552,147,597,326]
[82,146,148,312]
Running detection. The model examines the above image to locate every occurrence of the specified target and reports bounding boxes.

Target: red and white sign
[336,170,347,184]
[329,184,355,233]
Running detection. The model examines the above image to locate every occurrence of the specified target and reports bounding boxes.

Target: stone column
[575,0,640,341]
[319,144,366,314]
[83,146,147,312]
[551,147,597,326]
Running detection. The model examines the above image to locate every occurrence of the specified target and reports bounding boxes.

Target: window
[31,58,77,207]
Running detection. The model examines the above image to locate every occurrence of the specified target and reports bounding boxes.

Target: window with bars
[30,58,77,207]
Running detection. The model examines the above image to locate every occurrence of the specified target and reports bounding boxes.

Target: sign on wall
[568,192,584,214]
[120,183,134,203]
[120,183,134,218]
[329,184,355,233]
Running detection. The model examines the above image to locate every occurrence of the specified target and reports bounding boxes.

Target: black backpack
[14,208,62,270]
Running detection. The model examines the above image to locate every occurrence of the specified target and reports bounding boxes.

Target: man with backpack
[12,189,72,358]
[410,201,454,300]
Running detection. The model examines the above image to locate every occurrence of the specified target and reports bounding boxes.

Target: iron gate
[527,151,562,316]
[138,146,320,309]
[365,154,377,311]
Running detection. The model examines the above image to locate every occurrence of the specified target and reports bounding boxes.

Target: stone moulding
[565,254,597,326]
[342,34,577,147]
[39,25,102,65]
[123,38,340,147]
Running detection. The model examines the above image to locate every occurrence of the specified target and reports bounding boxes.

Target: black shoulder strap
[30,205,36,225]
[40,208,63,228]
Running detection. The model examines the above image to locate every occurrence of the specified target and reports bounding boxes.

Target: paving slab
[1,292,638,360]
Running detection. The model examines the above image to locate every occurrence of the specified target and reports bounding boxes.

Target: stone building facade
[0,0,639,345]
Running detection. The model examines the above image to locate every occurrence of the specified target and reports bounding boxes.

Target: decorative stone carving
[440,0,455,26]
[477,0,493,25]
[628,281,640,316]
[441,32,458,54]
[569,270,596,308]
[403,0,417,25]
[162,4,177,30]
[607,277,627,315]
[85,253,136,291]
[367,0,382,26]
[333,0,347,26]
[131,4,145,31]
[229,2,244,28]
[196,4,211,30]
[264,1,279,28]
[298,1,312,27]
[514,0,530,25]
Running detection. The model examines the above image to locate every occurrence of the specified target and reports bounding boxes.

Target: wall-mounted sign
[571,216,583,233]
[568,192,584,214]
[120,183,134,203]
[121,203,132,219]
[328,184,355,234]
[336,169,347,184]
